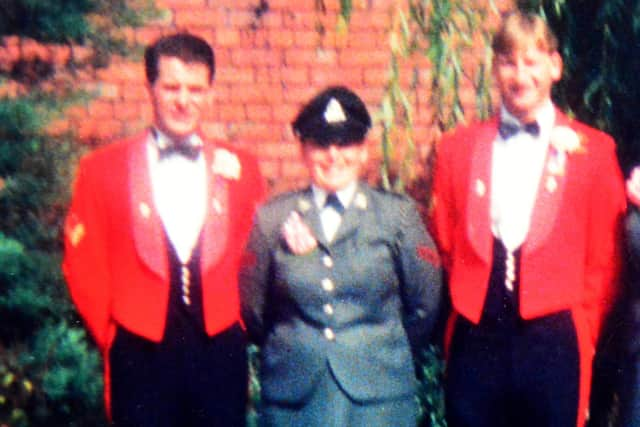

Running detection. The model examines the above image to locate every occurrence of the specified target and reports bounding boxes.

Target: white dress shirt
[312,182,357,242]
[490,102,555,251]
[148,130,207,264]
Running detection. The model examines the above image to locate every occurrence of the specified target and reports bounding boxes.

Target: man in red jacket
[63,33,265,426]
[430,11,625,427]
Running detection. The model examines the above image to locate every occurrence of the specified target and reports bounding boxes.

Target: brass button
[323,328,335,341]
[181,266,190,286]
[323,255,333,268]
[321,278,334,292]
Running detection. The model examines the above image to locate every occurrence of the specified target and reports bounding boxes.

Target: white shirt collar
[491,101,555,251]
[146,128,207,263]
[311,181,358,210]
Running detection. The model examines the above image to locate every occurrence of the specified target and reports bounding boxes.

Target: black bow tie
[325,193,345,215]
[499,120,540,140]
[158,142,201,161]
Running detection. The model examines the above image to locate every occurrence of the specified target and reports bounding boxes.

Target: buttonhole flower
[211,148,241,180]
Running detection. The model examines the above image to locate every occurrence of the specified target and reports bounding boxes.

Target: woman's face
[301,142,368,192]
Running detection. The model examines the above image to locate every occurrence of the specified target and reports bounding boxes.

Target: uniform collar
[311,181,358,210]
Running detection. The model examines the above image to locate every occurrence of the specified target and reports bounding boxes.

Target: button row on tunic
[323,327,335,341]
[181,264,191,306]
[321,278,334,292]
[505,251,515,292]
[323,255,333,268]
[323,303,334,316]
[321,255,336,340]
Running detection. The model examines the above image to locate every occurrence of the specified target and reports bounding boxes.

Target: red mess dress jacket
[62,131,265,413]
[429,110,626,427]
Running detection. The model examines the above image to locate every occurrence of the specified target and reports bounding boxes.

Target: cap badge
[323,98,347,124]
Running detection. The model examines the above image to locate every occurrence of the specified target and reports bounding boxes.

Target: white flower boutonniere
[547,126,585,176]
[550,126,584,154]
[282,211,317,255]
[211,148,241,180]
[627,166,640,206]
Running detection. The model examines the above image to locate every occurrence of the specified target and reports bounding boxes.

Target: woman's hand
[282,211,317,255]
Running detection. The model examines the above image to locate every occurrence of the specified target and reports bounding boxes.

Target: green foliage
[315,0,353,35]
[377,0,496,194]
[29,323,103,418]
[519,0,640,173]
[339,0,353,24]
[0,119,105,426]
[420,0,495,129]
[0,0,160,68]
[0,93,87,248]
[0,319,105,427]
[416,345,447,427]
[0,0,158,43]
[0,1,155,425]
[0,0,95,43]
[247,344,261,427]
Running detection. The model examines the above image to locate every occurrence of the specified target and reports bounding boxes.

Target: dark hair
[144,33,215,84]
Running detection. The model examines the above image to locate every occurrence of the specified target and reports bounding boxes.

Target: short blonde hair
[492,11,558,55]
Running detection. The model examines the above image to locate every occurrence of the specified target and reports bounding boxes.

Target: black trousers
[109,322,248,427]
[445,240,580,427]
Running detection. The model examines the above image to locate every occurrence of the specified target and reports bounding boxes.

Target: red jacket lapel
[464,111,575,258]
[128,135,233,278]
[466,118,498,264]
[200,143,230,274]
[128,131,169,281]
[525,109,571,253]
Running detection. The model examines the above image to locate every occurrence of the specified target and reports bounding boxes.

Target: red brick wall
[5,0,511,193]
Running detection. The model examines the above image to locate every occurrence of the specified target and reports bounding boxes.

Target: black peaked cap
[292,86,372,147]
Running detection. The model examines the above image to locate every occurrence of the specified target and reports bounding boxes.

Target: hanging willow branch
[375,0,497,193]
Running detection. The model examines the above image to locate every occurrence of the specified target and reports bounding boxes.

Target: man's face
[493,43,562,123]
[301,143,368,192]
[147,56,211,142]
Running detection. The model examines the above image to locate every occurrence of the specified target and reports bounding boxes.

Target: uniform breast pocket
[347,235,398,295]
[272,249,327,303]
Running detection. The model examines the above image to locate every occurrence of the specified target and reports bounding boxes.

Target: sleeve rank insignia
[66,214,86,248]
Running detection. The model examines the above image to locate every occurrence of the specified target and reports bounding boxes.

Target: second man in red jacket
[430,11,626,427]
